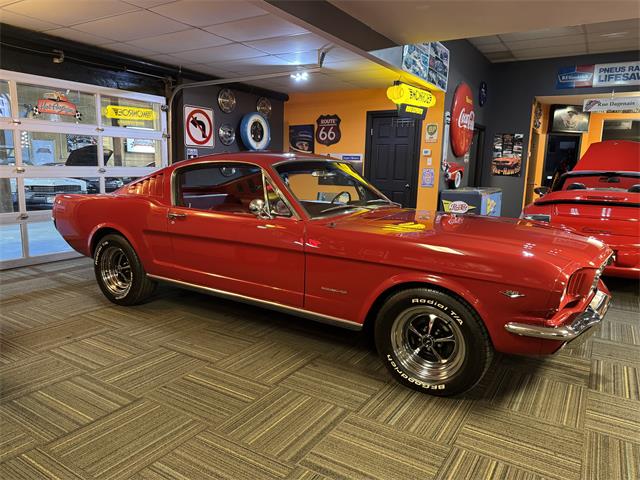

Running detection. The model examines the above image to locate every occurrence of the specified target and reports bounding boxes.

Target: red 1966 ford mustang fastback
[523,140,639,279]
[53,152,612,396]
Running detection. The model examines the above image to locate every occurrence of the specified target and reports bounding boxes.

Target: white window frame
[0,69,168,269]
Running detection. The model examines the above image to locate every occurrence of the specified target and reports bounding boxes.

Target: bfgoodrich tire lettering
[93,234,156,306]
[375,288,493,396]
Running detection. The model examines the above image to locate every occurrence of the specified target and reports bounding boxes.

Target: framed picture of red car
[491,133,523,176]
[550,105,590,133]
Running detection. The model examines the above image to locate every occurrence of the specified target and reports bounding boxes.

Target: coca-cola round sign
[450,82,475,157]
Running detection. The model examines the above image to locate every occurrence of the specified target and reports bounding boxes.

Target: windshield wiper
[366,199,400,207]
[320,204,369,214]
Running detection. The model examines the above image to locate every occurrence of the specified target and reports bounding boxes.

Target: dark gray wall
[440,43,639,217]
[482,49,639,217]
[440,40,494,191]
[173,86,284,162]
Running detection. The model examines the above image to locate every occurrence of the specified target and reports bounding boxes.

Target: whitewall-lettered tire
[93,234,156,306]
[375,288,493,396]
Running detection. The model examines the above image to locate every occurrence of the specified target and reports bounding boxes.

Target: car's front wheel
[375,288,493,396]
[94,234,156,306]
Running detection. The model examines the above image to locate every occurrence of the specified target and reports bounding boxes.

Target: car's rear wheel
[94,234,155,305]
[375,288,493,396]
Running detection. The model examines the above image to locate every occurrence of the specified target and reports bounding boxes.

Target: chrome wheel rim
[391,306,465,382]
[99,246,132,298]
[454,172,461,188]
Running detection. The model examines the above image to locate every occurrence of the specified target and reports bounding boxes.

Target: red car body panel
[53,152,612,356]
[523,140,640,278]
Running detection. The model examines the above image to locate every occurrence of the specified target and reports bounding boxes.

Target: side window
[265,176,292,217]
[175,163,264,214]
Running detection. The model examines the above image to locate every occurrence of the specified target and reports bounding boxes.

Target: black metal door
[365,113,419,207]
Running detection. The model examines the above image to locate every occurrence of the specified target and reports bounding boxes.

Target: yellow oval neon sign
[386,83,436,108]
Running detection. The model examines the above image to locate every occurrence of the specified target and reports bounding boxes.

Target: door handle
[257,224,276,229]
[168,212,187,220]
[405,183,410,189]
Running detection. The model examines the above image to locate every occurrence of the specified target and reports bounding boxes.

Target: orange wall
[283,88,445,211]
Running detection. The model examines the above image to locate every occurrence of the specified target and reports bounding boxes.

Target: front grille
[31,185,82,193]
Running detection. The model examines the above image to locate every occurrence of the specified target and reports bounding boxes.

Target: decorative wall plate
[240,112,271,151]
[217,88,236,113]
[256,97,272,118]
[218,123,236,146]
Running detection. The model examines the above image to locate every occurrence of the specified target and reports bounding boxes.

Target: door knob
[405,183,410,189]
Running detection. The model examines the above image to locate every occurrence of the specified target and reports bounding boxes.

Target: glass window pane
[21,132,99,166]
[17,83,96,124]
[103,137,160,168]
[0,224,23,261]
[0,129,15,166]
[0,178,18,213]
[0,80,11,117]
[105,176,139,193]
[28,220,71,256]
[100,95,161,131]
[25,177,94,211]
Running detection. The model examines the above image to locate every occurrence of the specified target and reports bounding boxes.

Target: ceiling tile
[188,63,237,77]
[586,31,639,44]
[476,43,509,53]
[4,0,139,26]
[174,43,265,63]
[468,35,502,46]
[128,29,230,53]
[151,0,266,28]
[584,18,640,35]
[44,27,114,45]
[72,10,189,41]
[505,34,586,50]
[213,55,294,74]
[205,14,308,42]
[276,47,363,66]
[486,51,516,62]
[123,0,175,7]
[144,53,189,65]
[246,33,326,55]
[102,42,162,57]
[588,38,640,53]
[499,25,584,42]
[0,9,61,31]
[511,44,587,60]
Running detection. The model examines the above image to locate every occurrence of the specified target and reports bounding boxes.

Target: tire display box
[440,187,502,216]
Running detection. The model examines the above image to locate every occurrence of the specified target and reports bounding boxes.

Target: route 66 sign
[316,114,341,146]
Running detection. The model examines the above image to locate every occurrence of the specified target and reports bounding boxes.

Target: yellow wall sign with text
[103,105,156,121]
[386,83,436,109]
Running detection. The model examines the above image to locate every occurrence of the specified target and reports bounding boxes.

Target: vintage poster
[289,124,314,153]
[491,133,523,177]
[421,168,435,187]
[550,105,589,133]
[425,123,438,143]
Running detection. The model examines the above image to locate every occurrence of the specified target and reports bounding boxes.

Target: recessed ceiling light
[290,71,309,82]
[600,31,628,38]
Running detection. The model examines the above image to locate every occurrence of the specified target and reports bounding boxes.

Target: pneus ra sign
[556,61,640,89]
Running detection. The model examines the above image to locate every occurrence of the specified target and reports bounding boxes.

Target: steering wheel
[331,191,351,205]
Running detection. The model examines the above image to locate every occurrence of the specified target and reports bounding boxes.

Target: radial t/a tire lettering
[93,234,156,306]
[375,288,493,396]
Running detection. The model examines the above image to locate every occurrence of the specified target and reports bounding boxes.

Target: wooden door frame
[364,110,421,208]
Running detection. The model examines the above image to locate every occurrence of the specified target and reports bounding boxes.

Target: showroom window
[0,69,167,269]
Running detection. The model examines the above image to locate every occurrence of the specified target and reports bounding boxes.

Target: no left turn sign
[184,105,214,148]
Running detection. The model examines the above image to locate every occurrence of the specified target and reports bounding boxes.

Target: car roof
[167,151,331,171]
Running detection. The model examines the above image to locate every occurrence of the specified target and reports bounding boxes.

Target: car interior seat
[629,184,640,193]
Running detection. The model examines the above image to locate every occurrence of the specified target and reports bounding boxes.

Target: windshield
[275,160,392,218]
[554,172,639,192]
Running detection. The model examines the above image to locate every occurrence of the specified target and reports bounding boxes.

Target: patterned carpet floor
[0,258,638,479]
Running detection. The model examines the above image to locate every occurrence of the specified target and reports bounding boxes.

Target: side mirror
[249,198,270,218]
[534,186,550,196]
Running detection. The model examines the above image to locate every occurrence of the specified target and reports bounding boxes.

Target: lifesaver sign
[450,83,474,157]
[184,105,214,148]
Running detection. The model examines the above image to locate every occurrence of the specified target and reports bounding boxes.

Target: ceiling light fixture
[600,31,628,38]
[290,71,309,82]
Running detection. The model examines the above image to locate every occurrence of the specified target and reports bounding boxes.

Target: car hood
[323,207,611,271]
[532,189,640,206]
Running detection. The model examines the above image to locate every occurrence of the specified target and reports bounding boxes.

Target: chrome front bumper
[504,289,611,344]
